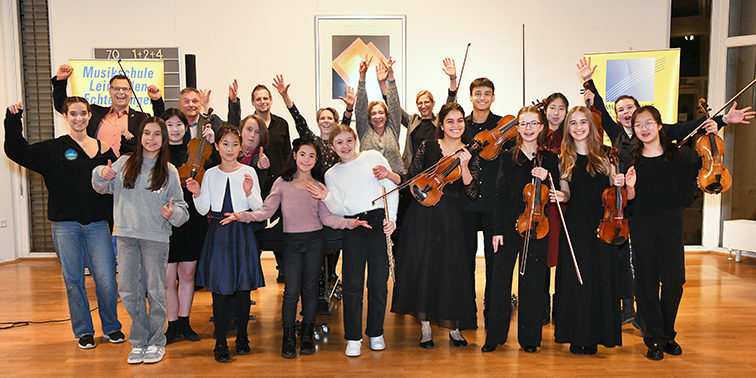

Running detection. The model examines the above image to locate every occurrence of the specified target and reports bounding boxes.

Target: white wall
[0,0,671,258]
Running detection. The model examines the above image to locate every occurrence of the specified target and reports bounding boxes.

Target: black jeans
[341,209,388,341]
[281,230,324,328]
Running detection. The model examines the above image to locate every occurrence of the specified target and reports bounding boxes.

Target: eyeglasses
[634,121,657,130]
[110,86,131,93]
[416,100,432,107]
[518,121,541,129]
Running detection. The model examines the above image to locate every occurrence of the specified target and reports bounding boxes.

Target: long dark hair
[538,92,569,141]
[282,137,325,182]
[629,105,677,163]
[122,117,170,191]
[436,103,466,139]
[160,108,191,145]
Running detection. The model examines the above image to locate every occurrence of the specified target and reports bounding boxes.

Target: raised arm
[442,57,458,100]
[384,58,402,140]
[339,85,355,125]
[355,59,372,139]
[228,79,241,126]
[52,64,73,114]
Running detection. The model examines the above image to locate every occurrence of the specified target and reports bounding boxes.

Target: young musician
[483,106,559,353]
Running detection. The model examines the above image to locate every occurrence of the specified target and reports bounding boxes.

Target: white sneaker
[143,345,165,364]
[345,339,362,357]
[370,335,386,351]
[127,347,145,364]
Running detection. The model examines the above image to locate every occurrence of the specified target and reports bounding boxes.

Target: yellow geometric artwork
[332,37,388,93]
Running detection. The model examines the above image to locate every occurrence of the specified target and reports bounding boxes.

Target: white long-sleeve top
[322,150,398,222]
[193,164,263,215]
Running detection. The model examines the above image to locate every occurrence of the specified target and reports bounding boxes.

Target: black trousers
[461,210,495,316]
[618,240,635,300]
[629,211,685,348]
[281,230,325,328]
[212,290,251,346]
[341,209,389,341]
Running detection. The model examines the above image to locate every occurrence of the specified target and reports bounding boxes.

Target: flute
[381,187,396,282]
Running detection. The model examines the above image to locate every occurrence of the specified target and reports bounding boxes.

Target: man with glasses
[52,64,165,156]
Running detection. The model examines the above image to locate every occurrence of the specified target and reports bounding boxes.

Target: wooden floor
[1,253,755,377]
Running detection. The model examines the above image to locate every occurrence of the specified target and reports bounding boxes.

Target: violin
[178,108,214,186]
[597,148,629,245]
[372,140,482,207]
[695,99,731,194]
[473,115,518,161]
[516,152,549,240]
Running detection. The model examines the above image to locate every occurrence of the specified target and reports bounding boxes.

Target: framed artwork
[315,15,406,111]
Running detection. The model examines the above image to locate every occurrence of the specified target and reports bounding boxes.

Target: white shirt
[322,150,399,221]
[193,164,263,214]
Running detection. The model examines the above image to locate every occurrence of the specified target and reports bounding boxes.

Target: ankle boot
[178,316,200,342]
[543,293,551,325]
[165,320,180,344]
[621,298,636,325]
[281,327,297,359]
[300,323,315,355]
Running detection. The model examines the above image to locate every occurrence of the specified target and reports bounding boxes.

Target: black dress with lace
[390,140,480,329]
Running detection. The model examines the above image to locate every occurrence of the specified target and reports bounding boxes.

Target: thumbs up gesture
[102,160,117,180]
[162,198,175,220]
[257,147,270,169]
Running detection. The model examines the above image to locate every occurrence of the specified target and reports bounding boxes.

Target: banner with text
[69,59,164,116]
[584,49,680,125]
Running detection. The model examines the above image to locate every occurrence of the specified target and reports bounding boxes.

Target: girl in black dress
[388,103,480,349]
[551,106,623,355]
[483,106,559,353]
[625,106,702,361]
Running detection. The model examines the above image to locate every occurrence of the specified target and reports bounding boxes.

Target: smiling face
[252,88,272,114]
[546,98,567,129]
[416,94,434,119]
[567,111,591,143]
[317,109,336,137]
[633,110,662,144]
[216,132,242,163]
[165,116,186,145]
[615,98,638,129]
[179,91,202,121]
[64,102,92,134]
[470,86,495,113]
[441,109,466,140]
[109,79,132,111]
[141,122,163,159]
[517,111,544,143]
[240,118,261,152]
[330,131,358,163]
[294,144,318,175]
[369,103,387,129]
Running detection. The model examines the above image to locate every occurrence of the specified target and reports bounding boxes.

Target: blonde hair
[327,124,358,163]
[559,106,610,181]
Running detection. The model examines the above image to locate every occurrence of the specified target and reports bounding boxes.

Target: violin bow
[381,187,396,282]
[548,172,583,285]
[453,43,471,103]
[678,77,756,147]
[519,152,538,277]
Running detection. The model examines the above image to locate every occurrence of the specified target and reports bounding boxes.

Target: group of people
[5,54,754,366]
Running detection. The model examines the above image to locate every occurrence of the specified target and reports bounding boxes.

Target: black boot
[281,327,297,359]
[165,320,180,344]
[300,323,315,355]
[178,316,200,342]
[543,293,551,325]
[621,298,636,325]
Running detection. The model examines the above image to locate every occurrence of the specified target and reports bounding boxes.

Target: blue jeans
[51,220,121,339]
[117,237,169,348]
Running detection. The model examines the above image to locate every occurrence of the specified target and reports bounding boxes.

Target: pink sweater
[246,177,351,233]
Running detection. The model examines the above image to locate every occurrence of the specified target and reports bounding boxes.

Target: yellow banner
[68,59,164,116]
[584,49,680,125]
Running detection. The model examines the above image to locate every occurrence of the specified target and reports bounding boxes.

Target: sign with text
[68,59,165,115]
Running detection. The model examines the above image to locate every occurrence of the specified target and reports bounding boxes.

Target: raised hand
[229,79,239,103]
[376,61,389,82]
[722,101,755,125]
[339,86,356,110]
[442,58,457,78]
[257,147,270,169]
[199,89,212,111]
[383,56,396,81]
[307,182,329,200]
[359,55,373,81]
[8,102,23,114]
[243,173,255,197]
[348,217,372,230]
[147,85,161,100]
[56,64,74,80]
[102,160,117,180]
[185,178,200,197]
[272,74,290,96]
[161,198,175,220]
[577,56,597,82]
